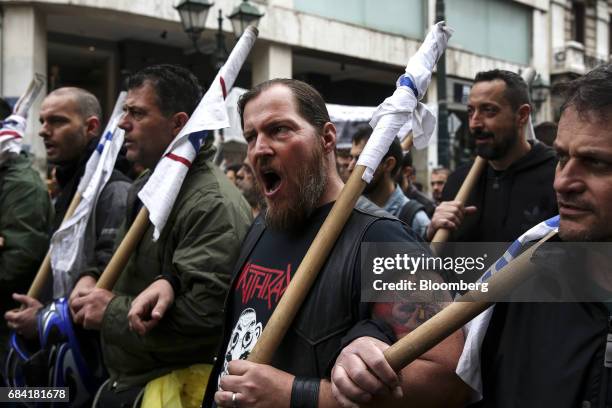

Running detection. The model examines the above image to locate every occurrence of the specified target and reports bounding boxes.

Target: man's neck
[489,137,532,171]
[366,178,396,208]
[317,172,345,207]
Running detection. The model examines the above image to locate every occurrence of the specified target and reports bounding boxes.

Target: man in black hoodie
[425,70,557,242]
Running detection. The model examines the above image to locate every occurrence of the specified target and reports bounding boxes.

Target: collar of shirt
[382,185,408,217]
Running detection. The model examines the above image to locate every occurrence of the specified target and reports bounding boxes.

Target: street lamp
[228,0,265,38]
[175,0,214,51]
[175,0,264,55]
[530,74,549,117]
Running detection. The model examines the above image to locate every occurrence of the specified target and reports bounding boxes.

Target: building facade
[1,0,610,184]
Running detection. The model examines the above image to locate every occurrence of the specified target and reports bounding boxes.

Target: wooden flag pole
[383,230,557,371]
[27,192,83,299]
[430,156,487,243]
[401,132,414,151]
[95,207,150,290]
[249,137,415,364]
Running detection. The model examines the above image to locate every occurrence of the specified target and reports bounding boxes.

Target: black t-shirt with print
[220,202,422,376]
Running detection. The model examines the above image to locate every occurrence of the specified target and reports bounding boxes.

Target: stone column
[2,5,47,169]
[251,42,292,85]
[533,7,551,122]
[596,0,610,60]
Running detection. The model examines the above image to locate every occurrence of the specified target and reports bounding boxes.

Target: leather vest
[204,197,395,404]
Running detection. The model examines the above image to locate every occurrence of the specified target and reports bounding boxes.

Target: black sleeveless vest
[203,197,395,405]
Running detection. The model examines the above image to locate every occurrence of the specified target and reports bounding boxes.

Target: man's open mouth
[261,169,282,195]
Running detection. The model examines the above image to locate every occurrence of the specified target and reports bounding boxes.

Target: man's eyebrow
[574,147,612,159]
[123,103,144,110]
[263,117,297,129]
[40,114,68,122]
[243,128,256,138]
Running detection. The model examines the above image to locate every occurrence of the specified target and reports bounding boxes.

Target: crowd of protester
[2,58,610,408]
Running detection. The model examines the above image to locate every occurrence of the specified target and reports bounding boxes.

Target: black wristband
[153,274,180,294]
[290,377,320,408]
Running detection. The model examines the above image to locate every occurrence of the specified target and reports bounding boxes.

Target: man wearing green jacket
[0,150,52,365]
[69,64,252,406]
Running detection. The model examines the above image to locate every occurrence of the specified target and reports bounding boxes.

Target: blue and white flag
[0,114,26,160]
[139,26,258,241]
[49,92,127,298]
[456,215,560,401]
[357,22,453,183]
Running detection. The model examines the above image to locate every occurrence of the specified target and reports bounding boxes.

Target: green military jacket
[100,147,252,389]
[0,152,52,356]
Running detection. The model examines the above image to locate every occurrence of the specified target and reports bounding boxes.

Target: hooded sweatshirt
[441,141,558,242]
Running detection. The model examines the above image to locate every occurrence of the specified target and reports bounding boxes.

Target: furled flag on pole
[520,67,537,142]
[0,75,45,163]
[139,26,259,241]
[49,92,127,297]
[455,215,560,401]
[357,22,454,182]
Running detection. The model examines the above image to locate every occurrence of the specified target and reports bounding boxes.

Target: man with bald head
[4,87,130,340]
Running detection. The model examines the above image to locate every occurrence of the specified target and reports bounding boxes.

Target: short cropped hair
[557,63,612,121]
[386,137,403,177]
[126,64,202,117]
[48,87,102,136]
[474,69,530,111]
[237,78,330,132]
[432,167,450,177]
[400,150,413,169]
[352,126,402,177]
[48,87,102,120]
[352,126,372,145]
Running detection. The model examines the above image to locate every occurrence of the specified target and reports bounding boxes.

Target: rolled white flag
[520,68,537,142]
[0,75,45,161]
[139,26,259,241]
[357,22,453,182]
[77,92,127,194]
[49,93,127,297]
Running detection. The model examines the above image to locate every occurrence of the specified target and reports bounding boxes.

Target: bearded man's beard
[264,145,328,232]
[474,126,518,161]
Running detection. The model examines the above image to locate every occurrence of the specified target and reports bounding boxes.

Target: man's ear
[321,122,337,153]
[171,112,190,137]
[517,103,531,126]
[383,156,397,175]
[85,116,101,140]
